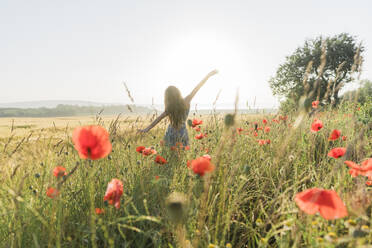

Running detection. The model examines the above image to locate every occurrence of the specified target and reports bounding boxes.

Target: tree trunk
[332,89,340,107]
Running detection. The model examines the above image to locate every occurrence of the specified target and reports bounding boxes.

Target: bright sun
[161,31,251,79]
[157,31,254,108]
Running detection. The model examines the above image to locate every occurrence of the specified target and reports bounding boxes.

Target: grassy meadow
[0,102,371,247]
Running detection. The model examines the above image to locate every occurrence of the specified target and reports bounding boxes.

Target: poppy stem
[57,163,80,187]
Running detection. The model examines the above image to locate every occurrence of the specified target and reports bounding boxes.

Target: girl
[138,70,218,147]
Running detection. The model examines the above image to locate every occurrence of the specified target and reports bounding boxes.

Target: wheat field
[0,103,371,247]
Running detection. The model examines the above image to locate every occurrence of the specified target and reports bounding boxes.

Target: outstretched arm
[185,70,218,104]
[138,111,168,133]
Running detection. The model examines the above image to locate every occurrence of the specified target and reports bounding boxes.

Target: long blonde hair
[164,86,188,130]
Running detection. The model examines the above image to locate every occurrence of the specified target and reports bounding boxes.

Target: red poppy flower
[367,171,372,181]
[142,147,157,156]
[193,126,201,132]
[253,131,258,137]
[136,146,146,153]
[266,139,271,144]
[312,100,319,109]
[192,119,203,127]
[72,125,112,160]
[345,159,372,178]
[295,188,348,220]
[258,139,266,145]
[279,115,288,121]
[257,127,263,131]
[190,157,215,177]
[328,147,346,159]
[155,155,167,164]
[237,127,244,134]
[46,187,59,199]
[310,119,323,132]
[184,146,190,151]
[264,127,270,133]
[348,168,359,177]
[195,133,205,140]
[53,166,67,178]
[342,136,347,141]
[263,119,268,125]
[95,208,105,215]
[328,129,341,141]
[103,178,123,209]
[364,158,372,167]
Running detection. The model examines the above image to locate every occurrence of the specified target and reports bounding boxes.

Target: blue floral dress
[164,108,190,147]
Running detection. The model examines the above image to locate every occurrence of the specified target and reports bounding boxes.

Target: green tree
[342,79,372,105]
[270,33,363,110]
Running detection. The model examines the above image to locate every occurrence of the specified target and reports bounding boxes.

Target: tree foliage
[270,33,363,110]
[342,79,372,105]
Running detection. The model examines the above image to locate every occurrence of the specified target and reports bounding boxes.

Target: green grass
[0,102,371,247]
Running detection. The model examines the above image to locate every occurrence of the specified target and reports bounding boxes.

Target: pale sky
[1,0,371,109]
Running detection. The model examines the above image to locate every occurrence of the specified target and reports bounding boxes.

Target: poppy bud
[353,229,368,238]
[187,119,193,127]
[166,192,188,223]
[224,114,235,127]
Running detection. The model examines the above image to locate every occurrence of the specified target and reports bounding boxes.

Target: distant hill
[0,100,123,109]
[0,104,154,117]
[0,101,277,111]
[190,109,277,115]
[0,101,277,117]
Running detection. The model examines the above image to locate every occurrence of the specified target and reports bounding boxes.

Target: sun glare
[157,31,254,107]
[162,31,251,79]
